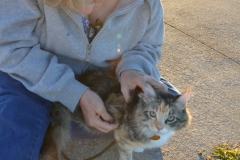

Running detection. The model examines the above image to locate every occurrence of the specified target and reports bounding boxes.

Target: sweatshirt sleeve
[116,0,164,80]
[0,0,88,112]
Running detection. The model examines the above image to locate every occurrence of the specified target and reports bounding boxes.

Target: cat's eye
[167,116,176,122]
[149,111,156,117]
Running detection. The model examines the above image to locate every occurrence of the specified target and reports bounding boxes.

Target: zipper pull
[86,44,91,62]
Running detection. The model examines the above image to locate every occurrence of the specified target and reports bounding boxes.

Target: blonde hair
[42,0,86,12]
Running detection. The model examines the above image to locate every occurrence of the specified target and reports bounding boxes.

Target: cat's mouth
[155,128,171,135]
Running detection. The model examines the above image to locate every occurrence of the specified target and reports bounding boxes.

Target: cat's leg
[39,103,71,160]
[117,144,133,160]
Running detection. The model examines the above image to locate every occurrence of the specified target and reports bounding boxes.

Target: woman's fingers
[145,75,168,92]
[83,111,118,133]
[121,84,131,102]
[96,106,114,123]
[79,89,118,133]
[94,118,119,133]
[120,70,168,102]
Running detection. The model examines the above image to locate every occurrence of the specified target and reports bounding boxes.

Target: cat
[39,69,191,160]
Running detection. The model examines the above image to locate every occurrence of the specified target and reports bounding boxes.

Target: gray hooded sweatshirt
[0,0,164,112]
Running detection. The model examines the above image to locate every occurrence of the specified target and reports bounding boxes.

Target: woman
[0,0,180,159]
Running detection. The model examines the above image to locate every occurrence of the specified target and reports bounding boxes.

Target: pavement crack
[164,22,240,66]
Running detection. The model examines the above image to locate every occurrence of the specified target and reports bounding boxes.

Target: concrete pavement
[64,0,240,159]
[159,0,240,159]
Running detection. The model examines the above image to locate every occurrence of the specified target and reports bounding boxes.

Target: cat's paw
[133,148,144,152]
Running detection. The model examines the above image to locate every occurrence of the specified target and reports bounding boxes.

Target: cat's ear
[175,87,191,109]
[138,83,156,103]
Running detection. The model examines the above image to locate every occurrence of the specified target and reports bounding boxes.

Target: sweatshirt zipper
[86,44,91,62]
[61,7,92,62]
[63,0,145,62]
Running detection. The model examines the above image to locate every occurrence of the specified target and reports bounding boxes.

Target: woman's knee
[0,71,52,160]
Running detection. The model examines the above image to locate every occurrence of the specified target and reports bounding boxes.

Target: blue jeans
[0,71,52,160]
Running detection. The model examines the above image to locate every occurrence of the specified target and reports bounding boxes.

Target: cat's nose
[156,126,163,131]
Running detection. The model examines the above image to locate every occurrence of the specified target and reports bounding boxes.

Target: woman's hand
[79,89,119,133]
[120,70,168,102]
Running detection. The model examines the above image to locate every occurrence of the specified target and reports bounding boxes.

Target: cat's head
[127,84,191,138]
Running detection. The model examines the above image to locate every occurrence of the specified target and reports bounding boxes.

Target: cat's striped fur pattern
[39,70,191,160]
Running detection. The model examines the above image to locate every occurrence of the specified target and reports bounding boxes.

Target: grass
[198,143,240,160]
[211,143,240,160]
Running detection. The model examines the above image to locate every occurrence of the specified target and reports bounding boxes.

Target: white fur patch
[145,130,173,149]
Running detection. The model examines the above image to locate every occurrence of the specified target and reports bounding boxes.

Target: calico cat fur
[39,69,191,160]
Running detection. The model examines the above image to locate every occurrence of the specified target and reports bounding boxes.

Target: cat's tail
[39,103,71,160]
